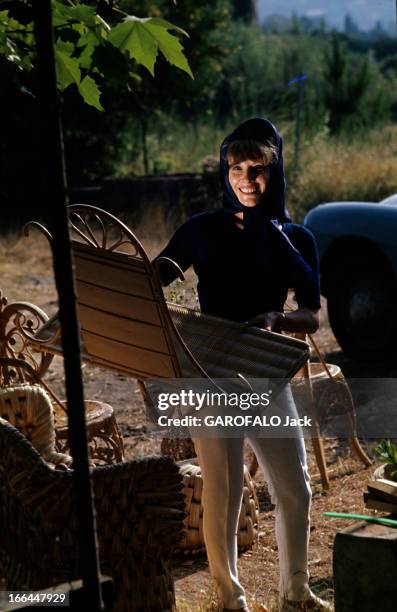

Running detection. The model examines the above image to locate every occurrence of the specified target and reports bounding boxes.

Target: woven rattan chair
[0,293,124,465]
[0,418,186,612]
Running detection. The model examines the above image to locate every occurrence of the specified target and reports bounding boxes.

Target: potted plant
[373,440,397,481]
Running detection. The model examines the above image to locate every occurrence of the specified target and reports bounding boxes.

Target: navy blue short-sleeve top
[155,209,321,323]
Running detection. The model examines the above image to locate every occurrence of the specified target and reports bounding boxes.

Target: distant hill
[257,0,396,32]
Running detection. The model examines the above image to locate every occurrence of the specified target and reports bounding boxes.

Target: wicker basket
[175,458,259,554]
[161,437,197,462]
[291,362,354,432]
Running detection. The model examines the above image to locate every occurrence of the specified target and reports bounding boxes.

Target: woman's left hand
[247,307,320,334]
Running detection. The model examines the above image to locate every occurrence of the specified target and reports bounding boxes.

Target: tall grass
[285,124,397,221]
[118,118,233,176]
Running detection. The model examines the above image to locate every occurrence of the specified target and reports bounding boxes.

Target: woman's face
[228,158,269,207]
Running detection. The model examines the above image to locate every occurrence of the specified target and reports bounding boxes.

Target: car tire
[326,263,397,361]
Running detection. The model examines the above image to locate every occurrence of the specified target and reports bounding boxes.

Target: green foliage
[208,22,328,134]
[231,0,256,23]
[374,439,397,480]
[0,0,192,110]
[116,114,230,175]
[107,16,192,78]
[2,0,397,197]
[323,35,369,133]
[0,7,35,72]
[374,440,397,466]
[322,34,395,134]
[116,0,231,119]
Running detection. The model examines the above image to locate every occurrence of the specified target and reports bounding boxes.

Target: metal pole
[141,116,149,175]
[287,74,307,174]
[33,2,103,609]
[294,82,302,173]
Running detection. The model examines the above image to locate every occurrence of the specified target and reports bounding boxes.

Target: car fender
[304,202,397,285]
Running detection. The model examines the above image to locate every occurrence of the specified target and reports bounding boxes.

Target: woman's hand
[247,311,285,332]
[247,307,320,335]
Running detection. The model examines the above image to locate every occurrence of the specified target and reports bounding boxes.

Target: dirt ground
[0,228,389,611]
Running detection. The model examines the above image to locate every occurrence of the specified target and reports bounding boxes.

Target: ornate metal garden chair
[0,292,124,464]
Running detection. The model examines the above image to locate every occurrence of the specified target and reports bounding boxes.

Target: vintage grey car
[304,194,397,361]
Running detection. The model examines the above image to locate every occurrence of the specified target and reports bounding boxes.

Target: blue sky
[257,0,396,31]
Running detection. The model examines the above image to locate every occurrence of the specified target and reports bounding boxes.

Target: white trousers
[192,385,312,610]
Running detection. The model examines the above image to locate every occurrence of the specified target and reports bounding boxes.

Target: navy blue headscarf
[220,118,319,288]
[220,117,291,232]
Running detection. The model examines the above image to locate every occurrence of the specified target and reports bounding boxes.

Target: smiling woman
[153,117,331,612]
[228,158,270,207]
[227,138,277,207]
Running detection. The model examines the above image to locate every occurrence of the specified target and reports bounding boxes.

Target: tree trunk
[232,0,257,24]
